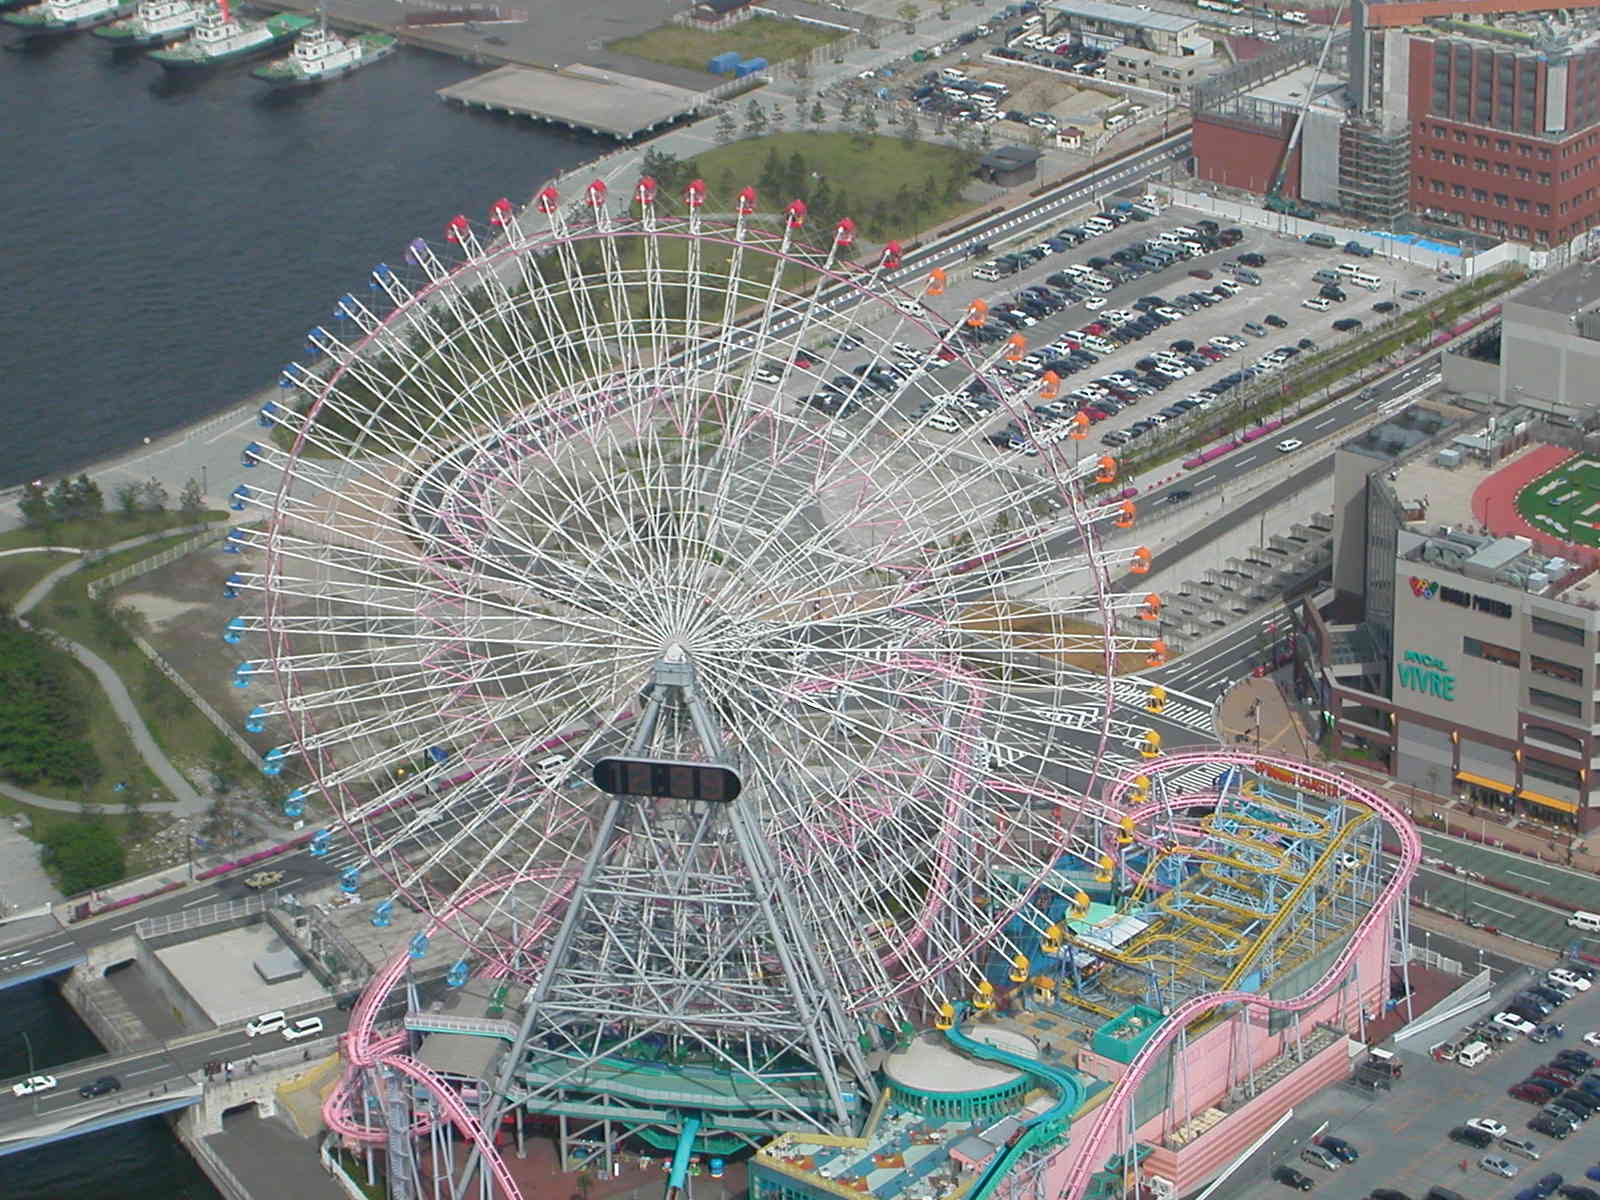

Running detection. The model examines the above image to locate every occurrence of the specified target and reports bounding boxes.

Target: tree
[839,93,856,121]
[744,99,768,136]
[18,482,49,529]
[793,89,809,126]
[0,611,99,788]
[114,483,140,520]
[179,477,205,522]
[40,819,125,896]
[715,109,737,144]
[810,101,826,128]
[138,477,169,514]
[979,122,994,150]
[899,107,920,145]
[862,14,881,47]
[769,104,788,133]
[898,1,919,31]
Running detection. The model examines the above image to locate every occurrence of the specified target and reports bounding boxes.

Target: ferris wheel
[229,174,1165,1190]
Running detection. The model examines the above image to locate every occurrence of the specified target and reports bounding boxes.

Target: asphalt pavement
[1228,969,1600,1200]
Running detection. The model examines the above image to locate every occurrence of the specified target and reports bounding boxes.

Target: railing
[85,528,221,599]
[136,890,280,940]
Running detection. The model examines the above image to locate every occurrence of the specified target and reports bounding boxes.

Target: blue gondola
[224,528,246,554]
[232,660,255,688]
[409,932,429,959]
[427,746,449,763]
[446,959,469,988]
[229,486,250,512]
[222,573,243,600]
[240,442,261,468]
[305,326,328,357]
[340,867,360,894]
[258,402,280,426]
[309,829,331,857]
[223,617,246,645]
[370,263,394,290]
[283,788,305,819]
[246,705,267,734]
[371,901,393,928]
[263,745,288,777]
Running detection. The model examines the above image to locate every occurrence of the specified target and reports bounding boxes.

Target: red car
[1511,1082,1557,1103]
[1082,407,1109,423]
[1083,323,1108,335]
[936,345,958,361]
[1534,1066,1579,1087]
[792,353,814,368]
[1197,346,1223,361]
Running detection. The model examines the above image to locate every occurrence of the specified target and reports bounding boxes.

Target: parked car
[1528,1114,1572,1138]
[1273,1166,1315,1191]
[1451,1125,1494,1149]
[1466,1118,1507,1138]
[1481,1156,1521,1179]
[1319,1136,1358,1163]
[1264,313,1288,328]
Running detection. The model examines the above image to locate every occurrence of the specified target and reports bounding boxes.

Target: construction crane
[1264,1,1349,219]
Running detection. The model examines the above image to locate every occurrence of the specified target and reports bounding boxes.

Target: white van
[283,1016,324,1042]
[973,264,1003,281]
[1336,262,1364,278]
[246,1011,287,1038]
[926,412,961,433]
[1456,1040,1491,1068]
[534,753,570,783]
[938,67,967,81]
[1083,217,1113,235]
[1568,911,1600,931]
[1132,199,1161,218]
[1351,270,1382,291]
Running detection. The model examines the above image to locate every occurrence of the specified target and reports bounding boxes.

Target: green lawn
[0,551,73,610]
[609,16,842,73]
[0,510,214,553]
[1516,456,1600,548]
[686,131,975,240]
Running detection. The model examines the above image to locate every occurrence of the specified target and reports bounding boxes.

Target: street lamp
[20,1031,37,1114]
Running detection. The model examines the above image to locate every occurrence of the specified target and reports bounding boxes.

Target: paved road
[1413,865,1578,953]
[1420,828,1600,917]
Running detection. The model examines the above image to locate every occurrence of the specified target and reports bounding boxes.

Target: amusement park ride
[222,176,1420,1199]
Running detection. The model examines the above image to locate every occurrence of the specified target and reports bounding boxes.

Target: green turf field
[1515,455,1600,548]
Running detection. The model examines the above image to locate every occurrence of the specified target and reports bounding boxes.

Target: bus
[1198,0,1244,13]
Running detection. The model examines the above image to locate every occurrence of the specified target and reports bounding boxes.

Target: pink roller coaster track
[1056,748,1421,1200]
[325,868,575,1200]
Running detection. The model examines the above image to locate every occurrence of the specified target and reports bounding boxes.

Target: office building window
[1530,687,1584,718]
[1525,757,1583,790]
[1531,655,1583,685]
[1531,615,1587,645]
[1465,636,1520,667]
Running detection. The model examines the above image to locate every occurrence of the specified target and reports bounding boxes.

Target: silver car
[1478,1155,1518,1178]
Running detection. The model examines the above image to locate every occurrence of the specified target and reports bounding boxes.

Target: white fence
[85,526,220,599]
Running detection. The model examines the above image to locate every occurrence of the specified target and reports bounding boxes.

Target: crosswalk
[1110,679,1213,734]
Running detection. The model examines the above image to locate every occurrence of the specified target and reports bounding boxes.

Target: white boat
[2,0,136,35]
[92,0,202,46]
[148,1,311,71]
[251,22,396,87]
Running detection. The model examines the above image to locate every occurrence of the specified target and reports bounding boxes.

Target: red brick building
[1407,33,1600,246]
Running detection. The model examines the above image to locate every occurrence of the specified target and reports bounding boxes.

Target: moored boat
[147,1,311,70]
[91,0,201,46]
[2,0,137,35]
[250,24,395,87]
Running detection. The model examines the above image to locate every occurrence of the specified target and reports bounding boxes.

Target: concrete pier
[437,63,712,140]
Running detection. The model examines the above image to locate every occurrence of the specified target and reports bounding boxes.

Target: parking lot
[795,205,1448,477]
[1227,964,1600,1200]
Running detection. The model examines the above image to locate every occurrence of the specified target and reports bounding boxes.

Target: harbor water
[0,22,603,1195]
[0,25,604,489]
